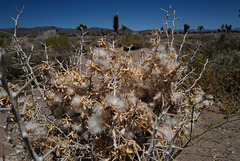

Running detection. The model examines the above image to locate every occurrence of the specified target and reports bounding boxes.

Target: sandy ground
[176,105,240,161]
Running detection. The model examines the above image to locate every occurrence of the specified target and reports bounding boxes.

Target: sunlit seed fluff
[106,95,126,112]
[61,123,70,132]
[47,91,55,99]
[127,92,137,105]
[208,95,214,99]
[193,94,203,104]
[93,48,108,58]
[171,92,182,103]
[202,100,210,107]
[67,87,74,94]
[71,95,82,107]
[0,88,7,97]
[184,108,190,114]
[95,59,109,68]
[193,111,200,119]
[160,126,173,141]
[195,90,205,96]
[185,121,194,129]
[166,118,178,126]
[25,122,39,131]
[25,122,46,136]
[169,46,178,60]
[153,92,162,100]
[53,94,62,103]
[120,128,126,135]
[88,115,103,134]
[93,104,103,115]
[148,102,155,108]
[127,131,134,138]
[184,129,190,136]
[72,123,83,132]
[80,82,89,89]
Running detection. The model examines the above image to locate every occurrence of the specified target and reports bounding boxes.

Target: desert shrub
[1,31,213,160]
[187,33,240,113]
[22,42,210,160]
[121,33,148,49]
[46,35,69,51]
[0,7,215,161]
[35,30,57,43]
[46,35,70,62]
[168,32,238,114]
[4,52,25,81]
[0,38,4,47]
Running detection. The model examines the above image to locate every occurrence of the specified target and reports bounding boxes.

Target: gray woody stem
[0,48,59,161]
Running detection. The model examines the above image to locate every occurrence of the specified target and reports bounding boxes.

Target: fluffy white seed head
[127,92,137,105]
[72,123,83,132]
[202,100,210,107]
[159,125,173,141]
[93,103,103,115]
[67,87,75,94]
[71,95,83,107]
[93,48,108,58]
[193,94,203,104]
[88,115,103,134]
[25,122,46,136]
[153,92,162,100]
[106,95,126,112]
[171,92,182,103]
[53,94,62,103]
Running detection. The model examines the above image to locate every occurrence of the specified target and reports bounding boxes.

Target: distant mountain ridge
[233,27,240,31]
[1,26,240,38]
[0,26,144,38]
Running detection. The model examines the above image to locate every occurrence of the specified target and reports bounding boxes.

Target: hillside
[0,26,150,38]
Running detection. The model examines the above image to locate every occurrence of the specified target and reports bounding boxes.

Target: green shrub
[46,35,69,51]
[0,38,4,47]
[198,33,240,113]
[178,33,240,113]
[121,34,148,49]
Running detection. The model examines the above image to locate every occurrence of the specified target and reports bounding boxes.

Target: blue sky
[0,0,239,31]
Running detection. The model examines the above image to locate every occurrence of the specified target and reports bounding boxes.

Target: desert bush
[121,33,148,49]
[36,30,57,43]
[0,7,214,161]
[197,34,240,113]
[0,38,4,47]
[46,35,69,51]
[45,35,71,62]
[178,33,239,110]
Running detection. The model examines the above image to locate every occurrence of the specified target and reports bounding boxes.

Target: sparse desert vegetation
[0,6,239,161]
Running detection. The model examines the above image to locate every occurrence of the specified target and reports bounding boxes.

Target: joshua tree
[220,24,225,32]
[225,24,232,32]
[197,25,204,33]
[239,9,240,17]
[113,12,119,39]
[183,24,190,34]
[77,24,87,31]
